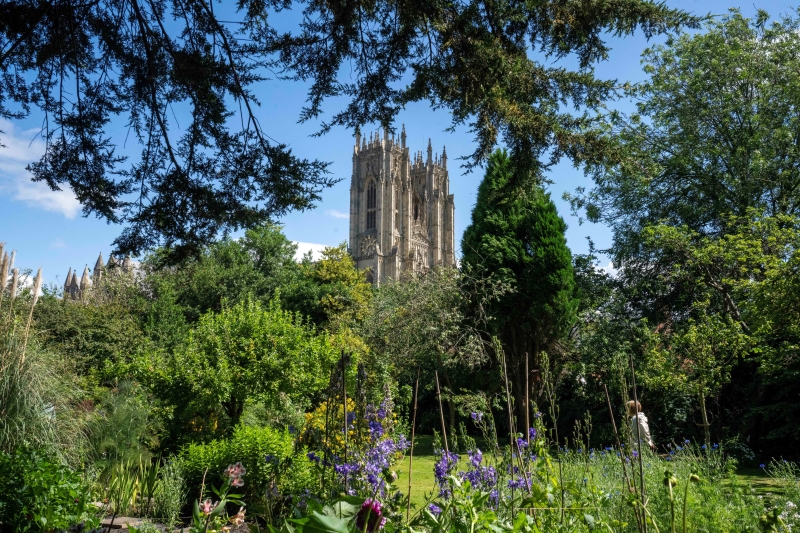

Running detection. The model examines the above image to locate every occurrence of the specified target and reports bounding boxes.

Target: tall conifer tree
[462,149,578,424]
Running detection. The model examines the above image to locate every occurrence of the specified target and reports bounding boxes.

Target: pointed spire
[355,129,361,153]
[80,265,90,292]
[441,145,447,169]
[94,253,104,274]
[427,139,433,164]
[64,267,73,292]
[401,124,407,148]
[68,268,80,299]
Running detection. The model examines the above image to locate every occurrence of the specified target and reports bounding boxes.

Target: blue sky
[1,0,795,286]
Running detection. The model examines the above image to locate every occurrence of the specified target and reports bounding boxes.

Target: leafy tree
[134,298,337,447]
[668,309,752,449]
[571,10,800,259]
[361,266,509,432]
[143,224,300,323]
[462,149,578,424]
[1,0,697,256]
[34,277,146,375]
[636,214,800,451]
[283,244,373,331]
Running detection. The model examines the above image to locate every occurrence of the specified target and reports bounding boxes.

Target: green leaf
[302,510,352,533]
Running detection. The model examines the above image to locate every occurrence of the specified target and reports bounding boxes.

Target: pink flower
[200,498,214,514]
[230,507,246,526]
[225,462,246,478]
[231,476,245,488]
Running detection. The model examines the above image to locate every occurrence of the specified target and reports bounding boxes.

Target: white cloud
[325,209,349,219]
[600,261,618,278]
[293,241,329,262]
[0,119,81,218]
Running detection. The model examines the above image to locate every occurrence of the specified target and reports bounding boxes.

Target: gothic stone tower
[349,125,456,285]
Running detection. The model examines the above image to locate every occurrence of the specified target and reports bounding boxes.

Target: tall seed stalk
[630,353,648,533]
[20,268,42,365]
[406,368,420,523]
[341,351,348,493]
[0,252,8,305]
[604,383,643,532]
[542,352,565,523]
[8,269,18,311]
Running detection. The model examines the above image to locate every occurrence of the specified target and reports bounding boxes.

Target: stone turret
[64,268,73,297]
[93,253,104,287]
[79,266,90,296]
[68,270,80,299]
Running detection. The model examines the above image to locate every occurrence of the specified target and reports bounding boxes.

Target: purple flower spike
[428,503,442,516]
[529,427,537,439]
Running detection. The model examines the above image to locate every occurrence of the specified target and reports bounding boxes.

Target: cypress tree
[462,149,578,424]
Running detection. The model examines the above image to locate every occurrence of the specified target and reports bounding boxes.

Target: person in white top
[627,400,656,451]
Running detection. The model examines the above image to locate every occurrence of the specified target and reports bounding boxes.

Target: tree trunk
[699,391,711,451]
[440,366,457,437]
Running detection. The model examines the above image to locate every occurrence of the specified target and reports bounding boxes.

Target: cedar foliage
[462,149,578,423]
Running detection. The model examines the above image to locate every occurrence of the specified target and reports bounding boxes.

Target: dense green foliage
[0,449,99,533]
[179,425,309,503]
[563,11,800,457]
[134,298,338,446]
[462,149,579,423]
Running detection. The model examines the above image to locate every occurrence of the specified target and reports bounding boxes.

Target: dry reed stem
[9,269,18,305]
[20,268,42,366]
[0,252,8,309]
[406,368,420,523]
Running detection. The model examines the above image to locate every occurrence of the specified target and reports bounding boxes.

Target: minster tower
[349,126,456,285]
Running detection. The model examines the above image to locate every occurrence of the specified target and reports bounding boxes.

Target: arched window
[413,195,420,222]
[365,270,375,285]
[366,180,377,230]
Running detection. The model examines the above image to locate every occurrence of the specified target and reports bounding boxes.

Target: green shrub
[180,425,295,502]
[0,449,100,533]
[153,458,186,529]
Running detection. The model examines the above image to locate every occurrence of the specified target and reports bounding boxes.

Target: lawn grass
[395,435,783,512]
[396,436,437,511]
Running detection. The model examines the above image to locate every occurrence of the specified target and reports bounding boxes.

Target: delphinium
[307,396,409,500]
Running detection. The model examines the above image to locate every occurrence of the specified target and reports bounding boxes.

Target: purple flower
[307,452,321,463]
[434,451,459,497]
[489,489,499,508]
[507,474,530,490]
[334,463,358,476]
[468,449,483,467]
[471,412,483,422]
[760,464,766,469]
[684,439,690,444]
[428,503,442,515]
[516,437,528,449]
[356,499,386,532]
[529,427,537,439]
[369,421,384,438]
